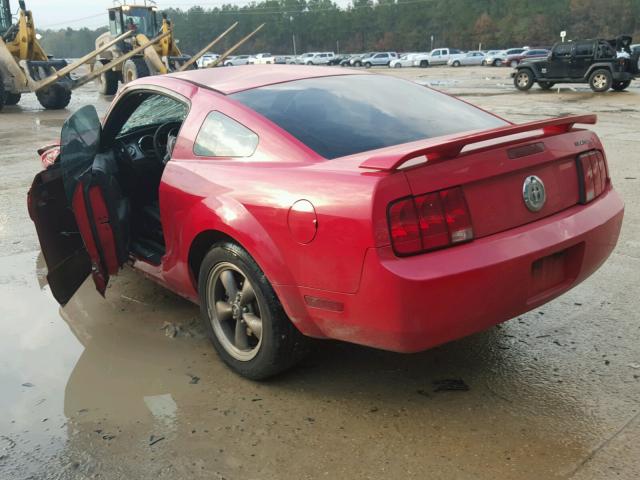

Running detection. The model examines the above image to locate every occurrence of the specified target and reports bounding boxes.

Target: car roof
[167,65,363,95]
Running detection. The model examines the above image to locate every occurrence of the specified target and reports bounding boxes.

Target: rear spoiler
[359,114,597,171]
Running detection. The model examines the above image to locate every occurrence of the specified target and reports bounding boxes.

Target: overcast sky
[24,1,351,29]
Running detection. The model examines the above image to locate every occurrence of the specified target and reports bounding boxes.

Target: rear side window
[194,111,258,157]
[575,43,594,57]
[231,75,506,159]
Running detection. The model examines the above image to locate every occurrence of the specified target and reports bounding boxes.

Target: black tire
[364,62,372,68]
[419,60,429,68]
[588,69,612,92]
[494,59,503,67]
[452,60,461,67]
[611,80,631,91]
[198,242,308,380]
[354,61,362,67]
[4,92,21,105]
[481,60,487,66]
[538,81,555,90]
[0,72,5,112]
[95,61,119,95]
[122,57,150,84]
[514,69,534,91]
[36,83,71,110]
[393,63,401,68]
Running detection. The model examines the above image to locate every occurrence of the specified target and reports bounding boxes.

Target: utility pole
[336,40,339,54]
[430,35,434,51]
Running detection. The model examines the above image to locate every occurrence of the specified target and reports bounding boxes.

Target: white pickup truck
[414,48,465,67]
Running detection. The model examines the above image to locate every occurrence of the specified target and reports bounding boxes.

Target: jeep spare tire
[588,69,612,92]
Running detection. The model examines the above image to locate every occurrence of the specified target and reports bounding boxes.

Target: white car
[389,53,428,68]
[196,53,219,68]
[295,52,318,64]
[247,53,275,65]
[223,55,251,66]
[300,52,335,65]
[484,48,525,66]
[360,52,398,68]
[448,51,486,67]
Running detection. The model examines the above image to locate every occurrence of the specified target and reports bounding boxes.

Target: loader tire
[123,58,150,84]
[4,92,21,105]
[95,61,119,95]
[36,84,71,110]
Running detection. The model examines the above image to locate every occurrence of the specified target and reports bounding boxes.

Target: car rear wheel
[452,60,461,67]
[611,80,631,91]
[481,60,487,66]
[198,242,308,379]
[364,62,372,68]
[394,63,401,68]
[514,69,534,91]
[419,60,428,68]
[494,59,503,67]
[538,81,555,90]
[354,61,362,67]
[589,69,612,92]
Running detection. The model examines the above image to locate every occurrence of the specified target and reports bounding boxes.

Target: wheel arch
[585,63,612,79]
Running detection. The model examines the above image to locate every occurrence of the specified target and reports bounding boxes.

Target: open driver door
[28,106,130,305]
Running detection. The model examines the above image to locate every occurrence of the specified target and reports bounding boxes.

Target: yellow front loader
[0,0,170,111]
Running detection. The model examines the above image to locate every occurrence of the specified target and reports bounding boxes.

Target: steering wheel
[153,122,180,161]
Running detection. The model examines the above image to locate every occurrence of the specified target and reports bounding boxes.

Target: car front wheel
[198,243,308,379]
[452,60,461,67]
[494,59,502,67]
[364,62,372,68]
[514,69,534,91]
[589,69,612,92]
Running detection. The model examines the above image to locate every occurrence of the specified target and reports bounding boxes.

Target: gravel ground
[0,66,638,479]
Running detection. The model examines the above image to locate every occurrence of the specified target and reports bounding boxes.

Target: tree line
[39,0,640,58]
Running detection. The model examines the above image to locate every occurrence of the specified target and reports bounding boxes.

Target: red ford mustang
[28,66,624,379]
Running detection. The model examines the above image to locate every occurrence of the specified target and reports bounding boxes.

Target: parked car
[247,53,275,65]
[481,50,503,65]
[301,52,336,65]
[424,48,465,66]
[274,55,294,64]
[223,54,251,66]
[485,48,525,66]
[328,54,348,65]
[349,53,374,67]
[513,36,639,92]
[361,51,398,67]
[295,52,318,64]
[390,53,428,68]
[29,66,624,379]
[196,53,219,68]
[448,51,485,66]
[504,48,549,67]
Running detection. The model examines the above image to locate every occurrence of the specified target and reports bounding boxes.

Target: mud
[0,68,639,479]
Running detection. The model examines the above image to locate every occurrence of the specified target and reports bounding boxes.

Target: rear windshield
[231,75,506,159]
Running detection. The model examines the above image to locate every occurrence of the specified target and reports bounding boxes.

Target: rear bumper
[283,188,624,352]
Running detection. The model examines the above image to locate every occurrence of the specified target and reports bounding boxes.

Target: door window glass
[553,44,572,57]
[575,43,594,57]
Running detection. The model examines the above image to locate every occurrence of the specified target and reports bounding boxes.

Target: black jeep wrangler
[512,36,639,92]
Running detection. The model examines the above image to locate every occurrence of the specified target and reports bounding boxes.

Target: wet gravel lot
[1,66,639,479]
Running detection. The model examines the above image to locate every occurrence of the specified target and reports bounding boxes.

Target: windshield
[123,7,157,37]
[232,75,506,159]
[119,94,188,136]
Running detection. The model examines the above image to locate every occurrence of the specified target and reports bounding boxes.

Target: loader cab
[108,5,159,39]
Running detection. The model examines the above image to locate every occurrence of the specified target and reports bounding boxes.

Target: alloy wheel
[593,74,608,90]
[206,262,263,361]
[516,72,530,88]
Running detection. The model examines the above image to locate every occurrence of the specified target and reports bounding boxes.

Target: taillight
[577,150,608,204]
[388,187,474,256]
